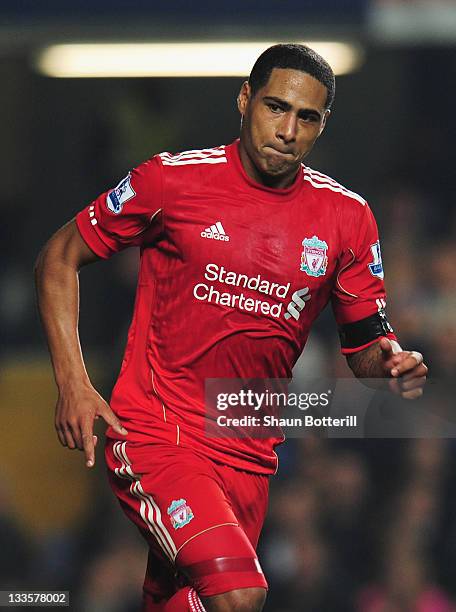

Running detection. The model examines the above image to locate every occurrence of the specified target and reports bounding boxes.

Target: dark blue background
[0,0,367,23]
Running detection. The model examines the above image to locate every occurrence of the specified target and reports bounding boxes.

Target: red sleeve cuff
[76,208,115,259]
[341,332,397,355]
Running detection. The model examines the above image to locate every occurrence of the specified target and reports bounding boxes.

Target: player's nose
[276,113,298,143]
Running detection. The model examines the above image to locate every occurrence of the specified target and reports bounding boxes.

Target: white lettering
[216,415,261,427]
[247,275,261,291]
[258,279,270,294]
[197,264,294,319]
[225,271,237,285]
[205,263,219,282]
[244,298,254,311]
[219,292,232,306]
[260,301,270,315]
[193,283,209,300]
[276,282,291,299]
[237,273,249,288]
[269,304,282,317]
[208,285,220,302]
[218,265,227,283]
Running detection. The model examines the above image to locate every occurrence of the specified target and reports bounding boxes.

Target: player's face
[238,68,330,189]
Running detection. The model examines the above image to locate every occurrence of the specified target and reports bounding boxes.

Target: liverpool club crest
[301,236,328,277]
[167,499,194,529]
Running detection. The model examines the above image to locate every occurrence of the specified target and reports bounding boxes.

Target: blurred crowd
[263,436,456,612]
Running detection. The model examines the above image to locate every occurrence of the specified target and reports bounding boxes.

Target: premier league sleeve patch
[368,240,384,279]
[106,173,136,214]
[167,499,194,529]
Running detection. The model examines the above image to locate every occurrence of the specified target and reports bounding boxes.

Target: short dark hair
[248,43,335,110]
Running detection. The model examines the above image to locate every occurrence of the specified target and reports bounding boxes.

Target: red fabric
[178,530,268,597]
[106,439,268,601]
[331,200,387,326]
[184,557,264,579]
[77,140,391,474]
[76,157,163,258]
[143,586,207,612]
[162,588,204,612]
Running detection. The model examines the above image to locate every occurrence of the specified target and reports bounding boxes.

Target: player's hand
[55,382,127,468]
[379,337,428,400]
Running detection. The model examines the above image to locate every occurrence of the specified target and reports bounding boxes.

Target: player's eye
[267,103,283,113]
[299,112,319,123]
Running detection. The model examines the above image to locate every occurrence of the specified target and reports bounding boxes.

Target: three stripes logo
[284,287,311,321]
[201,221,230,242]
[376,298,394,334]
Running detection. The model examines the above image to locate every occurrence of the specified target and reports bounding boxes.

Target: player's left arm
[346,336,428,399]
[332,200,427,399]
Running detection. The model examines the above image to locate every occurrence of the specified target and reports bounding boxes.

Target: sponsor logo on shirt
[167,499,194,529]
[300,236,328,277]
[284,287,311,321]
[201,221,230,242]
[193,263,312,320]
[106,173,136,214]
[368,241,384,279]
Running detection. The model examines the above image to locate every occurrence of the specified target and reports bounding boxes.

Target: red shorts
[105,439,269,605]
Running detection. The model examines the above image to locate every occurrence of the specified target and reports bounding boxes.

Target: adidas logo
[200,221,230,242]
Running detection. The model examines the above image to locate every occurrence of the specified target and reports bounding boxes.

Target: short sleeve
[76,156,163,258]
[332,202,396,352]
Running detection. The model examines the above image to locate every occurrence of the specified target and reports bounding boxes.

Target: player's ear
[237,81,251,116]
[318,109,331,136]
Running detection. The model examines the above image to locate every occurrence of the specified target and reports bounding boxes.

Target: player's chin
[265,160,297,177]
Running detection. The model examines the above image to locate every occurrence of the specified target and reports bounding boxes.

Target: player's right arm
[36,157,164,466]
[35,219,128,468]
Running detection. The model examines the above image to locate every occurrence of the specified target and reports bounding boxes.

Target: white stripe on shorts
[112,441,178,561]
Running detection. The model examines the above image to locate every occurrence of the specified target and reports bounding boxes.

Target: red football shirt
[76,140,393,474]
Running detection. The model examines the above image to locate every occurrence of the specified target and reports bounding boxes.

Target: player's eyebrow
[263,96,322,121]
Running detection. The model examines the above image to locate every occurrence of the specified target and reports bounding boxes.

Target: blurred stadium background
[1,1,456,610]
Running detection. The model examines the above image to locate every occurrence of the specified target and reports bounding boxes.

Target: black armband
[338,309,394,350]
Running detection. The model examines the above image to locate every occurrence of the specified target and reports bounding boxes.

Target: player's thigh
[214,462,270,549]
[106,439,267,598]
[177,522,267,598]
[106,439,237,554]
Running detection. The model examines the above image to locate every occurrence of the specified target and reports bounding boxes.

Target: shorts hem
[195,573,268,598]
